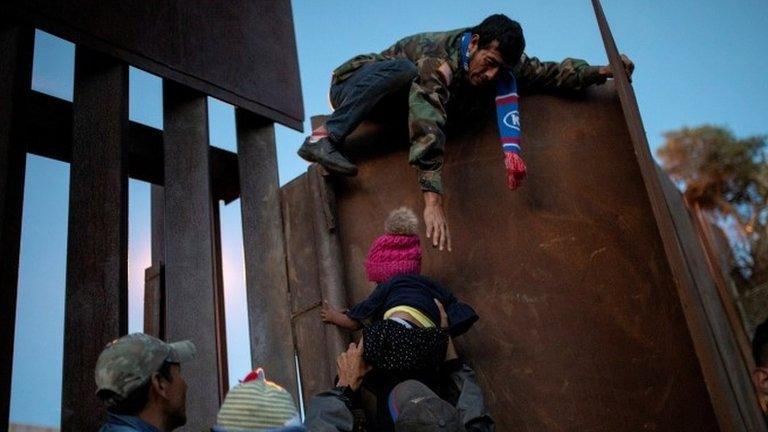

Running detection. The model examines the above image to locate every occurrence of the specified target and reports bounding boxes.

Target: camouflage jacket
[332,28,607,194]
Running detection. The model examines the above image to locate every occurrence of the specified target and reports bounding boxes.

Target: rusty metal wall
[285,84,725,431]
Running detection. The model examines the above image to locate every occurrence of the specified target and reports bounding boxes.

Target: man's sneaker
[297,136,358,176]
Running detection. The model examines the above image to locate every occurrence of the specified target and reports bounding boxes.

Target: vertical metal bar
[691,203,757,372]
[0,21,33,432]
[211,200,230,398]
[235,107,298,397]
[144,185,166,339]
[61,46,129,432]
[281,176,332,403]
[591,2,766,430]
[162,80,222,430]
[307,165,349,380]
[143,265,164,338]
[151,185,165,266]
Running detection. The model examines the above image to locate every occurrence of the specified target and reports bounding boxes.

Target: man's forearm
[452,364,495,431]
[423,190,442,207]
[419,169,444,195]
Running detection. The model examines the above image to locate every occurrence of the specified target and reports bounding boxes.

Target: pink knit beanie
[365,207,422,283]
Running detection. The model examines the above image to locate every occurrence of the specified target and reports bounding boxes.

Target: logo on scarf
[503,110,520,131]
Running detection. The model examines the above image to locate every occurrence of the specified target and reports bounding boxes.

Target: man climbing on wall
[297,14,633,252]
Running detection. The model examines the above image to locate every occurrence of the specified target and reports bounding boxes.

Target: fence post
[235,108,298,397]
[0,21,34,432]
[61,46,129,432]
[162,80,224,430]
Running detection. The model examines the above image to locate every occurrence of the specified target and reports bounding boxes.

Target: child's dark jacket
[345,274,478,336]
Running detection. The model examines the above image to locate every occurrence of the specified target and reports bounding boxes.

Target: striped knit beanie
[214,368,301,431]
[365,207,421,283]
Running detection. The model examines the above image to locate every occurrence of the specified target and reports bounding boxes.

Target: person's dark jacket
[303,360,494,432]
[345,275,478,337]
[99,413,161,432]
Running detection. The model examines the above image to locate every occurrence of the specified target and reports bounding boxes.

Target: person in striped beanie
[212,369,303,432]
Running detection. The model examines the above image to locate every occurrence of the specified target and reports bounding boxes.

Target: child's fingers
[433,298,446,312]
[434,298,448,327]
[353,338,364,355]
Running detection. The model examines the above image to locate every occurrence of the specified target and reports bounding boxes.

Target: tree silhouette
[657,125,768,289]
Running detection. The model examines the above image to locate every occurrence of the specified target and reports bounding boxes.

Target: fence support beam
[235,108,298,397]
[61,47,129,432]
[0,21,33,432]
[591,1,767,430]
[307,165,349,380]
[144,185,166,339]
[211,200,229,400]
[162,80,225,430]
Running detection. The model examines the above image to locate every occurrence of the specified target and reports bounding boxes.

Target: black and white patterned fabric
[363,320,448,372]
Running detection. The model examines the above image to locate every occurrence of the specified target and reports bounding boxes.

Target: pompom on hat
[213,368,302,431]
[365,207,422,283]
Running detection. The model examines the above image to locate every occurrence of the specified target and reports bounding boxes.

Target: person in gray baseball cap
[388,380,463,432]
[95,333,197,432]
[305,300,494,432]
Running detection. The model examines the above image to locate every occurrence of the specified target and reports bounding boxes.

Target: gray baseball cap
[389,380,463,432]
[94,333,196,406]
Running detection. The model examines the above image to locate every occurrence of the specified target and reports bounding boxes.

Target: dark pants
[325,58,418,143]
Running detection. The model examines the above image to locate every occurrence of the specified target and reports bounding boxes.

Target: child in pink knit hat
[321,207,478,373]
[322,207,478,431]
[363,207,422,283]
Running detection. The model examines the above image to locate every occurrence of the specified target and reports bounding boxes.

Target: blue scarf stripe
[502,144,521,154]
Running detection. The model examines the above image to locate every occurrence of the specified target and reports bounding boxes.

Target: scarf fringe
[504,151,527,190]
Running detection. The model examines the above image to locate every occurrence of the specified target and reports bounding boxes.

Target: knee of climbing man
[388,58,419,85]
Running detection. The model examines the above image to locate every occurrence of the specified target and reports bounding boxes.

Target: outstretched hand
[423,191,452,252]
[321,300,362,331]
[336,340,372,391]
[598,54,634,81]
[320,300,341,324]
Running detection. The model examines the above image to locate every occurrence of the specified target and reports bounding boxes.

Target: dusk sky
[9,0,768,427]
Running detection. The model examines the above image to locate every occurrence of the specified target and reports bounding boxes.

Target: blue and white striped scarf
[460,32,527,189]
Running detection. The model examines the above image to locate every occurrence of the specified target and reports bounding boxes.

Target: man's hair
[754,319,768,367]
[470,14,526,67]
[104,361,174,415]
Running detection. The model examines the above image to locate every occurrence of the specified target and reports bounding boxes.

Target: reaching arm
[326,280,391,329]
[514,53,634,94]
[514,53,605,93]
[321,301,362,331]
[408,57,454,253]
[436,301,494,431]
[448,361,495,432]
[304,342,371,431]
